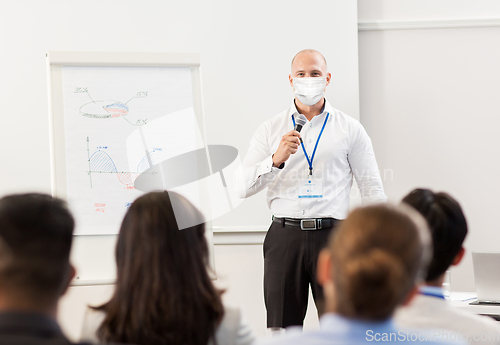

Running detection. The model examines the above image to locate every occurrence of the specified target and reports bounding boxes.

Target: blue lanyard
[420,291,445,299]
[292,112,329,176]
[419,290,445,300]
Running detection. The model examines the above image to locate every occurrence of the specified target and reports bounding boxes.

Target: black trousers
[263,219,339,328]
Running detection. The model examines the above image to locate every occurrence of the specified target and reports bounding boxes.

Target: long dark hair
[95,191,224,345]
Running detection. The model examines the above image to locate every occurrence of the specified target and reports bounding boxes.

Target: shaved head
[291,49,327,71]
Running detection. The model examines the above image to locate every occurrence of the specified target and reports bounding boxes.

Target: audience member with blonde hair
[259,203,461,345]
[80,191,255,345]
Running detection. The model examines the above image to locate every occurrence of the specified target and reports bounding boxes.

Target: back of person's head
[326,204,431,321]
[97,191,224,345]
[402,188,467,282]
[0,193,74,309]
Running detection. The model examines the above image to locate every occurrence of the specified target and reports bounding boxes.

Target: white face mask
[293,77,327,106]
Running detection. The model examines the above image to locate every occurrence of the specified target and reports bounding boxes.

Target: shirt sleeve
[214,306,256,345]
[79,307,105,343]
[347,122,387,204]
[234,122,284,199]
[233,309,256,345]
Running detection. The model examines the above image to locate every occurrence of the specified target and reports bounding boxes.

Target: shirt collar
[419,285,445,299]
[288,98,332,119]
[319,313,397,335]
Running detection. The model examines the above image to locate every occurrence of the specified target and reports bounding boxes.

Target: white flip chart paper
[62,66,202,235]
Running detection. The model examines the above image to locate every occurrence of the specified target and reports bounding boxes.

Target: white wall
[358,0,500,21]
[0,0,359,231]
[1,0,359,340]
[358,0,500,292]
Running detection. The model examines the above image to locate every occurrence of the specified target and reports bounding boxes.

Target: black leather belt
[273,216,337,230]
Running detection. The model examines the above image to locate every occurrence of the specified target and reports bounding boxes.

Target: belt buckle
[300,219,316,230]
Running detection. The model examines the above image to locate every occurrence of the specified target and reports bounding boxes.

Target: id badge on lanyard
[298,178,323,198]
[292,113,329,199]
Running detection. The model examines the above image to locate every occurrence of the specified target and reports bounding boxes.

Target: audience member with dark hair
[81,191,255,345]
[395,188,500,344]
[259,204,460,345]
[0,193,88,344]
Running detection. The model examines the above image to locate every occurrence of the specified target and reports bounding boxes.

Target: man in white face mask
[235,49,387,330]
[289,51,330,113]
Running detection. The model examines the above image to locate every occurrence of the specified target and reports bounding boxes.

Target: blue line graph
[137,151,156,173]
[90,150,117,173]
[86,137,157,188]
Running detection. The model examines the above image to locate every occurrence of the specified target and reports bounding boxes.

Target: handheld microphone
[294,115,307,143]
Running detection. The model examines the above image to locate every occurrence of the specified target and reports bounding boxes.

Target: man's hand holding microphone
[272,115,307,168]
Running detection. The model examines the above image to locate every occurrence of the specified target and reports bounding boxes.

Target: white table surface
[449,292,500,316]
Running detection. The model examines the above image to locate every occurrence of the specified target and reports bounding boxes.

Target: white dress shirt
[395,286,500,345]
[235,100,386,219]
